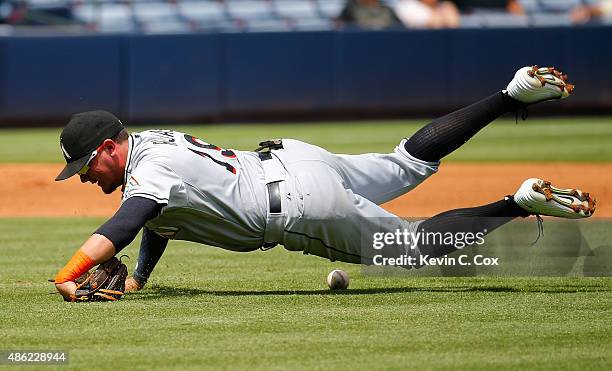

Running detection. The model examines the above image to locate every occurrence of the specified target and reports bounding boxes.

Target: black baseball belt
[258,151,282,214]
[256,139,285,250]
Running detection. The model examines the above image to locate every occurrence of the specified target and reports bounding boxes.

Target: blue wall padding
[0,36,123,121]
[126,34,222,122]
[223,31,337,114]
[335,29,451,110]
[0,26,611,125]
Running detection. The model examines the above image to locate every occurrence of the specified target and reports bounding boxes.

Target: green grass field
[1,118,611,370]
[1,219,611,370]
[1,117,611,163]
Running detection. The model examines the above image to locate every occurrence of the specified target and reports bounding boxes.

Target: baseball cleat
[514,178,596,218]
[505,66,574,104]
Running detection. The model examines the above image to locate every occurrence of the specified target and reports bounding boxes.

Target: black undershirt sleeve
[133,227,169,286]
[95,196,164,253]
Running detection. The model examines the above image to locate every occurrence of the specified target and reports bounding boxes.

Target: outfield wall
[0,26,611,126]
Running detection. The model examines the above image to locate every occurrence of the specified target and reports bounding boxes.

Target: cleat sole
[532,179,596,217]
[531,66,573,95]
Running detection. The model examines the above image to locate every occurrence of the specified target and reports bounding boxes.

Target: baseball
[326,269,349,290]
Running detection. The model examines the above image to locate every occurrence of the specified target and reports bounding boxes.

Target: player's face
[79,140,124,194]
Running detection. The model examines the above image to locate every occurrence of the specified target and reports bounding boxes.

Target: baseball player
[53,66,595,299]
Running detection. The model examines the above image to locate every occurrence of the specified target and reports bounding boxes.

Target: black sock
[417,196,530,258]
[404,91,522,162]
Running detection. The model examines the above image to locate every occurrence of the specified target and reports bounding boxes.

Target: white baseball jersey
[122,130,268,252]
[121,130,439,263]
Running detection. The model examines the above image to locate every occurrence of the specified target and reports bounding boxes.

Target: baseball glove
[70,256,128,302]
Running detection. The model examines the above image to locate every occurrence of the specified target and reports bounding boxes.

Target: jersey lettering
[149,130,177,145]
[184,134,237,174]
[188,149,237,174]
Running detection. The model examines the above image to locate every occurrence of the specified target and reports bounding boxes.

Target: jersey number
[184,134,237,174]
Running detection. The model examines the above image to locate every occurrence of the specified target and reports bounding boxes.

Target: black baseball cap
[55,110,125,181]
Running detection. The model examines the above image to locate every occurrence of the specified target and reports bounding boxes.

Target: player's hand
[124,276,143,293]
[55,281,77,301]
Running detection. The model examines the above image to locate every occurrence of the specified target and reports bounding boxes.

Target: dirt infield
[1,163,609,217]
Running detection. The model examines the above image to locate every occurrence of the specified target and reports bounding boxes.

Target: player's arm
[54,196,162,299]
[127,227,169,291]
